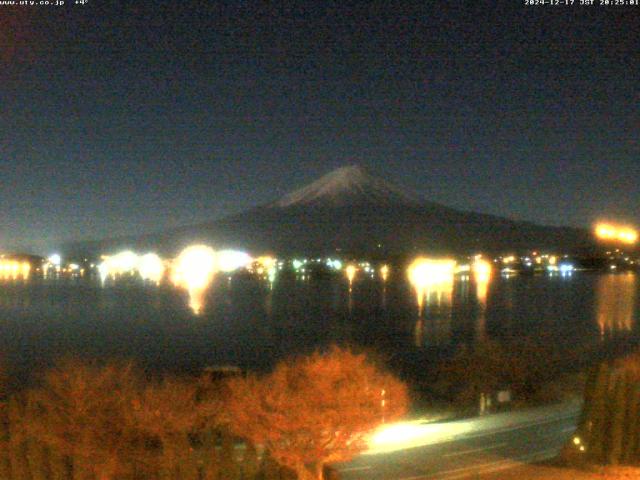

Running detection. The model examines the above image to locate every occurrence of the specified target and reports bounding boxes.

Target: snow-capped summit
[274,165,424,208]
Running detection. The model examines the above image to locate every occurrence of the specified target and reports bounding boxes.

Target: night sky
[1,1,638,252]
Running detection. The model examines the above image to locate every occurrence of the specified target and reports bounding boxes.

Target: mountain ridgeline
[64,166,594,258]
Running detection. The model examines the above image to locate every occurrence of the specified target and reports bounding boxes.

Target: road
[336,400,582,480]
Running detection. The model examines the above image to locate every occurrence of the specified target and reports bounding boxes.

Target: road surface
[337,400,582,480]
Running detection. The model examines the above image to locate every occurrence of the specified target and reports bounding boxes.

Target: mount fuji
[64,165,593,257]
[273,165,422,208]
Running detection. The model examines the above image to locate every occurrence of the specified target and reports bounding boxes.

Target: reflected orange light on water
[596,273,637,338]
[171,245,218,314]
[345,265,357,291]
[472,257,492,305]
[380,264,390,282]
[407,258,456,314]
[0,260,30,280]
[472,257,492,341]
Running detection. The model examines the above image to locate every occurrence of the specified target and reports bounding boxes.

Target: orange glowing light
[345,264,357,289]
[216,250,252,273]
[473,258,492,307]
[407,258,456,313]
[472,258,492,285]
[595,223,638,245]
[138,253,165,284]
[0,260,31,280]
[380,265,389,282]
[171,245,217,314]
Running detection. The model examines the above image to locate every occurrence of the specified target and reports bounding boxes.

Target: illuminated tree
[25,359,143,480]
[127,375,207,478]
[225,346,409,480]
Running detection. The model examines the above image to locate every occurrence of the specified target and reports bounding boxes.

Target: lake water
[0,271,638,385]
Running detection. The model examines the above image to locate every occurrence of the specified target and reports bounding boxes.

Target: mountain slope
[62,165,594,257]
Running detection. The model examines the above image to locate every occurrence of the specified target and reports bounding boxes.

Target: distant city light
[98,250,140,281]
[407,257,456,313]
[48,254,61,266]
[456,264,471,274]
[138,253,165,283]
[472,257,492,284]
[345,264,357,289]
[216,250,252,273]
[107,250,139,274]
[559,263,575,274]
[595,223,638,245]
[0,260,31,280]
[326,258,343,270]
[256,255,278,285]
[267,265,277,285]
[171,245,217,314]
[256,255,277,270]
[380,264,389,282]
[472,258,492,306]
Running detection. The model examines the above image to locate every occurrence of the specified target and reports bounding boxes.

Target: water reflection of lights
[255,255,276,271]
[171,245,218,315]
[595,273,637,338]
[472,258,491,304]
[254,256,278,287]
[380,264,390,282]
[408,258,456,347]
[0,261,31,280]
[407,258,456,314]
[473,258,492,341]
[345,265,357,291]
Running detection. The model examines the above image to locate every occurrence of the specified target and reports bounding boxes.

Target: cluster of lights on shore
[0,258,31,280]
[3,242,631,316]
[88,245,505,314]
[1,222,635,313]
[96,246,259,314]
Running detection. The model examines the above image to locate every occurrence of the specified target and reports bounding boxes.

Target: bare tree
[127,375,206,478]
[25,359,143,480]
[225,346,409,480]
